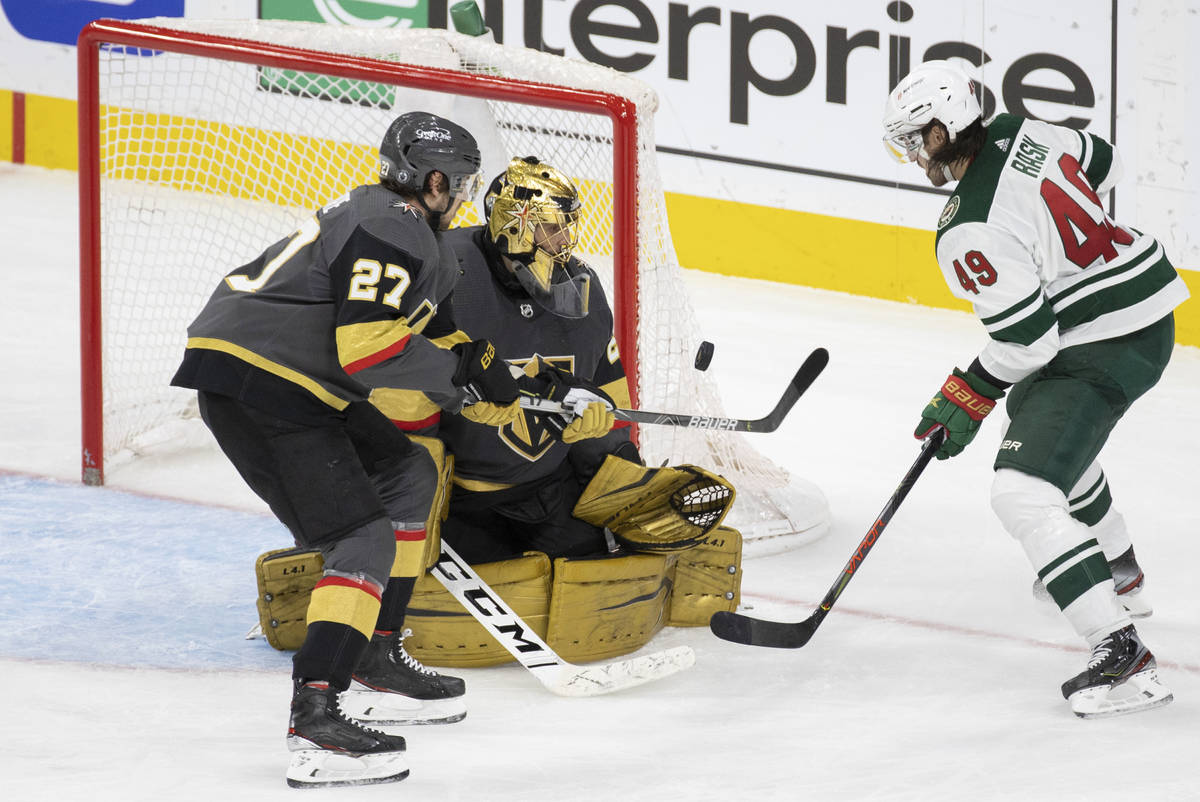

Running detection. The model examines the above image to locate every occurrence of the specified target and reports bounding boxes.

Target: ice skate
[1061,625,1173,719]
[286,681,409,788]
[1032,546,1152,618]
[339,628,467,727]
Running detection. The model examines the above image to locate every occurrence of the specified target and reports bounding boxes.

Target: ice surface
[2,164,1197,801]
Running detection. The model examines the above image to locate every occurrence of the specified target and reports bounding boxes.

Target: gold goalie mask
[485,156,590,318]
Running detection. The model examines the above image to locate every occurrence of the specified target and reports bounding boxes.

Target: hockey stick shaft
[430,540,695,696]
[708,430,945,648]
[521,347,828,432]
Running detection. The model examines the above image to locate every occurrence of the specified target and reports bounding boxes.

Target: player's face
[534,221,572,261]
[916,125,951,187]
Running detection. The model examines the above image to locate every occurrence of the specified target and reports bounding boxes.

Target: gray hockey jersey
[172,183,463,423]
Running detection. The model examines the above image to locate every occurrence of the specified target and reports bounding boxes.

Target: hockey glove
[452,339,521,427]
[561,394,615,444]
[915,368,1005,459]
[460,399,521,427]
[519,361,615,443]
[451,339,519,404]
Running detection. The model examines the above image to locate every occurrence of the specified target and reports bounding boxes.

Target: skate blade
[340,690,467,726]
[286,748,409,788]
[1068,668,1174,719]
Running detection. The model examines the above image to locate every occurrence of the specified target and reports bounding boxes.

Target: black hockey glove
[519,361,615,443]
[451,339,519,405]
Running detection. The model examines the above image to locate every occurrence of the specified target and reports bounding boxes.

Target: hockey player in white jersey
[882,60,1187,718]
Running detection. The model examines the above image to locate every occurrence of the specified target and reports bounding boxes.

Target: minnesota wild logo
[938,195,960,229]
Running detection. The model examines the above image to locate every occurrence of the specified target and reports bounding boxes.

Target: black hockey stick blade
[708,431,945,648]
[709,609,819,648]
[519,347,829,432]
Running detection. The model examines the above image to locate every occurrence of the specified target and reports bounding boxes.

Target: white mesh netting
[85,18,828,554]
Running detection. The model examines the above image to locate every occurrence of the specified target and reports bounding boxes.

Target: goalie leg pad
[407,435,454,573]
[546,552,674,663]
[572,455,736,553]
[255,547,325,651]
[667,526,743,626]
[402,552,553,668]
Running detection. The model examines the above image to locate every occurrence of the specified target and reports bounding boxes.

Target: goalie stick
[521,347,829,432]
[431,540,695,696]
[709,430,945,648]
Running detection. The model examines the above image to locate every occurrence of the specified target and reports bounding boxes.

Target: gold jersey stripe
[452,475,515,493]
[336,319,414,372]
[185,337,349,410]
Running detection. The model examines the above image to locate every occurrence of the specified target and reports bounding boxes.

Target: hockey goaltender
[253,157,743,679]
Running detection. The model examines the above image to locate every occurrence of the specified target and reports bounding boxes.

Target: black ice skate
[285,681,409,788]
[1031,546,1152,618]
[339,628,467,727]
[1061,625,1173,719]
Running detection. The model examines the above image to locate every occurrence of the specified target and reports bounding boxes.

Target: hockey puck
[694,340,714,371]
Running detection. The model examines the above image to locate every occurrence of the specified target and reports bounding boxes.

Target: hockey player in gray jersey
[172,111,522,787]
[883,60,1186,718]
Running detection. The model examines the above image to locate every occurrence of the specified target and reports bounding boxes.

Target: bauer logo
[260,0,427,28]
[687,416,737,431]
[0,0,184,45]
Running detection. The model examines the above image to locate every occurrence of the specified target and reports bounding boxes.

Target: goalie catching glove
[573,455,735,552]
[519,358,615,443]
[915,367,1005,459]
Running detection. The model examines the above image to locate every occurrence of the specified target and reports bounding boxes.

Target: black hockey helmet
[378,111,483,203]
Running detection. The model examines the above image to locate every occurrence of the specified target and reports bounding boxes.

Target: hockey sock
[992,469,1129,643]
[1067,464,1133,560]
[376,524,425,630]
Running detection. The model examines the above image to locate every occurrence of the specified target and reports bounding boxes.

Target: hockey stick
[709,430,946,648]
[430,540,696,696]
[520,347,829,432]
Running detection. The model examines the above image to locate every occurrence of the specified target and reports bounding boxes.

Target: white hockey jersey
[934,113,1188,384]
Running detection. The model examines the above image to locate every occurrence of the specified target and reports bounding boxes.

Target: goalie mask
[484,157,589,319]
[882,59,981,164]
[379,111,483,227]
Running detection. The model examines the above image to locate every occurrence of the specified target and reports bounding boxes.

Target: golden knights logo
[500,354,575,461]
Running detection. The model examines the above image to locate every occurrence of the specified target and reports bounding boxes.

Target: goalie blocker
[256,455,741,664]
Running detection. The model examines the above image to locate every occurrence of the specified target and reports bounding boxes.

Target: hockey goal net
[78,17,828,554]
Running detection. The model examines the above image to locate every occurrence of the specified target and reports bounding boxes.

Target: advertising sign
[0,0,184,45]
[470,0,1116,225]
[260,0,428,28]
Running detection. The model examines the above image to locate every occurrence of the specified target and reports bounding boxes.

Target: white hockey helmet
[882,60,981,163]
